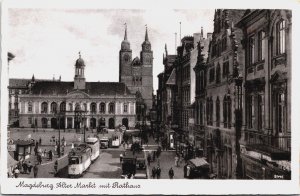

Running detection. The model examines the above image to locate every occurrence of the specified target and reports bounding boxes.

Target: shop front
[14,140,34,161]
[241,154,291,180]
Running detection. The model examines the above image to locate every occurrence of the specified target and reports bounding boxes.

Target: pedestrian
[169,167,174,179]
[39,137,42,146]
[54,160,58,177]
[151,166,156,179]
[22,161,28,174]
[54,145,57,154]
[37,154,42,165]
[156,166,161,179]
[14,167,20,178]
[147,154,151,166]
[152,151,156,162]
[120,153,123,163]
[175,154,179,167]
[183,164,187,178]
[33,164,38,178]
[49,150,53,161]
[28,161,33,174]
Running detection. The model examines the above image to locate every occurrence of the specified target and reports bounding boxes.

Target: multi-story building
[119,25,153,119]
[17,54,136,130]
[193,31,212,156]
[8,77,61,127]
[237,9,291,179]
[203,9,245,179]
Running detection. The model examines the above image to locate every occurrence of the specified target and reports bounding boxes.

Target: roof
[9,79,30,88]
[188,158,209,168]
[30,81,133,96]
[9,78,60,89]
[166,68,176,85]
[15,139,34,146]
[69,143,91,156]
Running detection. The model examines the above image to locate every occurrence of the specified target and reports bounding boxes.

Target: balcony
[244,129,291,161]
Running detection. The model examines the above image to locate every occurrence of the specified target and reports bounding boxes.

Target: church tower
[119,25,153,113]
[119,24,132,83]
[74,52,86,90]
[139,26,153,112]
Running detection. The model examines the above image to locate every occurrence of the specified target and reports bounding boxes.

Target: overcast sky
[8,9,214,91]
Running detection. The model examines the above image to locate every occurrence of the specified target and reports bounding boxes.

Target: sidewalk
[17,145,71,178]
[145,151,185,179]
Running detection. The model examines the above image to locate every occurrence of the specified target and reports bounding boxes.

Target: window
[258,31,265,61]
[28,102,32,113]
[69,103,73,111]
[209,68,215,83]
[246,95,254,129]
[216,64,221,84]
[28,117,32,124]
[249,36,255,65]
[246,93,264,130]
[276,20,286,55]
[223,61,229,77]
[109,103,115,113]
[124,104,128,113]
[200,102,204,125]
[60,102,66,112]
[41,102,48,113]
[90,103,97,113]
[223,96,232,128]
[206,97,213,126]
[216,97,220,127]
[100,102,106,113]
[83,103,87,111]
[258,95,264,130]
[50,102,57,113]
[275,92,286,133]
[75,103,80,111]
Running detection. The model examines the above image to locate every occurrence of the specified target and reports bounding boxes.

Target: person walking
[39,137,42,146]
[169,167,174,179]
[175,154,179,167]
[156,166,161,179]
[28,161,33,174]
[147,153,151,166]
[33,164,38,178]
[151,166,156,179]
[49,150,53,161]
[54,160,58,177]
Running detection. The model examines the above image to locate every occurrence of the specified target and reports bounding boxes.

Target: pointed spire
[201,27,204,37]
[124,23,128,41]
[145,24,149,41]
[32,74,35,82]
[165,43,168,56]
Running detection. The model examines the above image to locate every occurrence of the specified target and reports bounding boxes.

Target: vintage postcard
[1,0,299,195]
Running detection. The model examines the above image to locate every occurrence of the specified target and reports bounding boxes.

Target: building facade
[237,9,291,179]
[201,9,245,179]
[119,25,153,117]
[17,54,136,130]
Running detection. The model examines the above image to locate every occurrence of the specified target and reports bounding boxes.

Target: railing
[244,129,291,153]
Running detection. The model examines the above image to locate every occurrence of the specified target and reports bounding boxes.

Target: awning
[188,158,209,168]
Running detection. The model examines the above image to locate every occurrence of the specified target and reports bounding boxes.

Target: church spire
[165,43,168,56]
[145,25,149,41]
[124,23,128,41]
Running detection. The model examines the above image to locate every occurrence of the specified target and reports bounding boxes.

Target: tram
[86,137,100,162]
[68,144,92,177]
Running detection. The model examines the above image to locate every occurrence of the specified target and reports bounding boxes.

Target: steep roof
[30,81,133,96]
[9,79,30,88]
[166,68,176,85]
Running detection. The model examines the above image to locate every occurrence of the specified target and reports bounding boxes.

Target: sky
[8,9,214,91]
